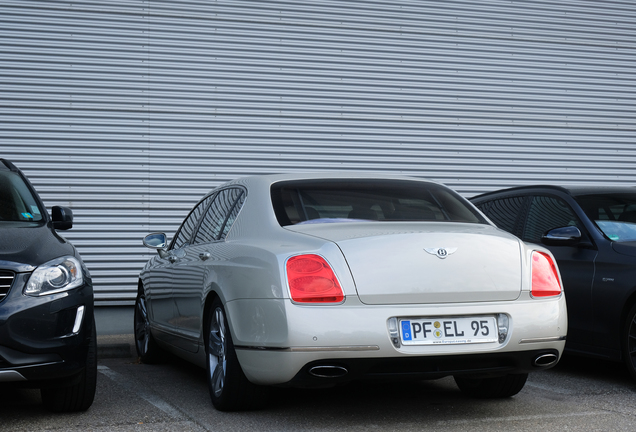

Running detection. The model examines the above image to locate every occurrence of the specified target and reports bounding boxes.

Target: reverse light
[497,313,509,343]
[286,254,344,303]
[388,317,400,348]
[531,251,562,298]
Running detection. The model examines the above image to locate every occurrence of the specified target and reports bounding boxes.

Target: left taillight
[531,251,562,298]
[286,254,344,303]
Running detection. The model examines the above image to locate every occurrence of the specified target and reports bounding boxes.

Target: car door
[148,195,215,335]
[520,194,598,351]
[170,187,246,352]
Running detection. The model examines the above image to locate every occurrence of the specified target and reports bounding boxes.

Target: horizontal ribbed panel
[1,0,636,303]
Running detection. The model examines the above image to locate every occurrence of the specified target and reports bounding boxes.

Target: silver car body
[139,173,566,388]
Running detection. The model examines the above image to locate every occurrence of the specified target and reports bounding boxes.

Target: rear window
[271,179,486,226]
[0,169,44,223]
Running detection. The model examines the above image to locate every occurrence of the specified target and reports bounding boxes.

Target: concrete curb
[97,334,136,359]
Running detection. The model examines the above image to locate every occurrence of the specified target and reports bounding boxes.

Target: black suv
[471,185,636,381]
[0,159,95,412]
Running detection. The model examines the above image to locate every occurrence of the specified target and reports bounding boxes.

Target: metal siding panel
[1,0,152,304]
[1,0,636,303]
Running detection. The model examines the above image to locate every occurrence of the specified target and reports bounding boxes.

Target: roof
[472,184,636,201]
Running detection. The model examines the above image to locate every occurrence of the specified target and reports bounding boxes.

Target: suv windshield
[0,168,44,222]
[576,193,636,242]
[271,179,486,226]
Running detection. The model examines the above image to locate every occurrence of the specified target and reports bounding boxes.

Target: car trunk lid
[287,222,522,305]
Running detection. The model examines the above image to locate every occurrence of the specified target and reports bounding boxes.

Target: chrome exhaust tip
[533,353,558,368]
[309,365,348,378]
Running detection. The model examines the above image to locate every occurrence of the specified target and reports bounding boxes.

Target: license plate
[399,316,498,345]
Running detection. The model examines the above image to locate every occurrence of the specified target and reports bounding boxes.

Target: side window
[478,196,526,236]
[220,191,246,239]
[172,195,215,250]
[194,188,245,244]
[523,195,579,244]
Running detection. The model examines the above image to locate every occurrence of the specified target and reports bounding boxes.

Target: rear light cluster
[531,251,562,298]
[286,254,344,303]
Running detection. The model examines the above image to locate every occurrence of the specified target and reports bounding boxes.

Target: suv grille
[0,271,15,301]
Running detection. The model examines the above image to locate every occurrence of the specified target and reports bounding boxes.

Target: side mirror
[51,206,73,230]
[541,226,582,247]
[143,233,169,258]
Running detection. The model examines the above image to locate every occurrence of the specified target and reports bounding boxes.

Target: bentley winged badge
[424,247,458,259]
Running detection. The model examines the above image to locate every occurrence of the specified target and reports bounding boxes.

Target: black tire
[206,298,264,411]
[41,317,97,412]
[454,373,528,398]
[623,303,636,381]
[134,290,163,364]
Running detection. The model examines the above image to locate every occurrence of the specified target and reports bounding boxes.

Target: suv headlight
[24,256,84,296]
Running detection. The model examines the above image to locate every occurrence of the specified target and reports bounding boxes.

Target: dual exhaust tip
[309,365,348,378]
[533,353,559,368]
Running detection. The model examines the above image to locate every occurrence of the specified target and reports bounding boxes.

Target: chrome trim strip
[519,336,566,344]
[235,345,380,352]
[0,370,27,382]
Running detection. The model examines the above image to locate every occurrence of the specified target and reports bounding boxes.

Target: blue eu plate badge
[401,320,412,341]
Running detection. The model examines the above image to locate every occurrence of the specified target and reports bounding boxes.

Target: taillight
[531,251,562,297]
[286,254,344,303]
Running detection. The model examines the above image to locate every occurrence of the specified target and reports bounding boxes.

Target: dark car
[0,159,95,412]
[471,185,636,380]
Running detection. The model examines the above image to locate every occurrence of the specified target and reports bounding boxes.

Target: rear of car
[138,174,567,411]
[0,159,96,412]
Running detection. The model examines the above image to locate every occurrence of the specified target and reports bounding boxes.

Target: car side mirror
[541,226,582,247]
[51,206,73,230]
[143,233,169,258]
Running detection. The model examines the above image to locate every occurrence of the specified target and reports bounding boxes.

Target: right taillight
[531,251,562,297]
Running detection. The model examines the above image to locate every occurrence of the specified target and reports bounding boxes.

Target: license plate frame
[399,316,498,345]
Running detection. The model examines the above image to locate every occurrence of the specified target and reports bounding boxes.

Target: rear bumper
[229,294,567,386]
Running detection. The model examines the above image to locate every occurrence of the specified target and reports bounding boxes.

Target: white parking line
[98,365,184,420]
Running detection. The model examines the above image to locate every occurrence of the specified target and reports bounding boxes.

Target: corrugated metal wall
[1,0,635,304]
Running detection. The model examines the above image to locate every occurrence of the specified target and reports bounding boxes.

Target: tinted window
[477,196,526,236]
[220,191,245,239]
[194,188,245,244]
[172,195,214,249]
[576,193,636,242]
[271,179,486,226]
[523,195,579,243]
[0,170,44,222]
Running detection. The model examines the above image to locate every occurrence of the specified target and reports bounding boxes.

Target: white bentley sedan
[136,173,567,411]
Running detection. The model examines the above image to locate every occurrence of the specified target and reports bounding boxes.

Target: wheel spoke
[209,309,226,358]
[139,297,148,319]
[212,361,225,396]
[208,306,228,397]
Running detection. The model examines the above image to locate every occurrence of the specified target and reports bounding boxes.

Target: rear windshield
[271,179,486,226]
[0,169,44,223]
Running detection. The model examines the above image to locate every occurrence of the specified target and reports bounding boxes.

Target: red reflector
[531,251,562,297]
[286,255,344,303]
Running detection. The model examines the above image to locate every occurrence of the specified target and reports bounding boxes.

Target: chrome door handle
[199,252,211,261]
